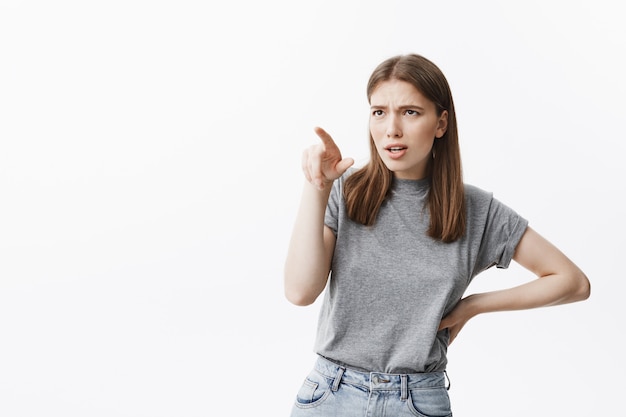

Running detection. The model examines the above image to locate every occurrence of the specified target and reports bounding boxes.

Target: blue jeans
[290,356,452,417]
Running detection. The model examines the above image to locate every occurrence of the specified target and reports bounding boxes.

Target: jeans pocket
[406,387,452,417]
[294,370,332,409]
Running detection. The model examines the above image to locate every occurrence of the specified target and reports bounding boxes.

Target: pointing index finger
[313,126,337,149]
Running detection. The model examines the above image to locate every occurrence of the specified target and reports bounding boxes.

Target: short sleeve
[324,176,343,235]
[473,196,529,276]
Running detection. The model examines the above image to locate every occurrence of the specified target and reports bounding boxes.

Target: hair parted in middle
[343,53,466,243]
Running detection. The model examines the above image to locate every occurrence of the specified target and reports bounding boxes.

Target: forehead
[370,79,430,105]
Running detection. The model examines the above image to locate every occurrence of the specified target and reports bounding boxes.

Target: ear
[435,110,448,139]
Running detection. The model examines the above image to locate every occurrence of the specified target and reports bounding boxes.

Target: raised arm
[440,226,590,342]
[284,127,354,306]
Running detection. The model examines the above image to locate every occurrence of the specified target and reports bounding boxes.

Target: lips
[384,144,407,159]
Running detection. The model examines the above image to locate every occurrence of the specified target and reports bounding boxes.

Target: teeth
[389,147,404,151]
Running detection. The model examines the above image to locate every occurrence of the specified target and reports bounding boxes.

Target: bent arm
[440,227,590,343]
[284,127,353,306]
[464,226,590,316]
[284,181,336,306]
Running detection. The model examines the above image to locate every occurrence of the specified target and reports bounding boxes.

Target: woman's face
[369,80,448,180]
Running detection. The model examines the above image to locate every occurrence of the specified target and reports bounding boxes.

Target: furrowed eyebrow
[398,104,425,111]
[370,104,426,111]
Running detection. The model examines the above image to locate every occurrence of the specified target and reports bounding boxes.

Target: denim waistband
[314,356,449,400]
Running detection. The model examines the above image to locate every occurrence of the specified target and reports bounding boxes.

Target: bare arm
[440,226,590,342]
[284,127,354,306]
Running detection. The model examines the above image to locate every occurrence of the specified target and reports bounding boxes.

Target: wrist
[305,177,334,193]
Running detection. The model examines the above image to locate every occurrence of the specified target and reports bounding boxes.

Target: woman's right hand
[302,127,354,190]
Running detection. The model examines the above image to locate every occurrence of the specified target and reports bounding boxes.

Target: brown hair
[344,54,466,243]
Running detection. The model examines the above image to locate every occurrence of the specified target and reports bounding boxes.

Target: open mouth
[385,146,407,153]
[384,145,408,159]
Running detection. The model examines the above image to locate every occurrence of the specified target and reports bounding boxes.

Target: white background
[1,0,624,415]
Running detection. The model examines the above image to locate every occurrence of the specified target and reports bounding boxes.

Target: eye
[372,109,384,117]
[405,109,420,116]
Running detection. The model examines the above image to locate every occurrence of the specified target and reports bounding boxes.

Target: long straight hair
[344,54,466,243]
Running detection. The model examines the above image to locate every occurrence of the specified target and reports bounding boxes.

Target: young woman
[284,54,590,416]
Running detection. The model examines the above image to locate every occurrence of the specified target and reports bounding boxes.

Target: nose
[386,116,402,138]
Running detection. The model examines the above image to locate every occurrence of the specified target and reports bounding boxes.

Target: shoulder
[333,167,358,190]
[342,166,358,180]
[464,183,527,226]
[328,168,358,206]
[464,183,494,208]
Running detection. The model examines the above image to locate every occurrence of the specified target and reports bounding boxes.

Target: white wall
[1,0,623,415]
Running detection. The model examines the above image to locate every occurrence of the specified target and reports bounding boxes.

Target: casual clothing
[291,171,528,416]
[290,355,452,417]
[317,172,528,373]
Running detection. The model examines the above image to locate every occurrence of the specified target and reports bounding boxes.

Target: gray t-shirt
[316,172,528,373]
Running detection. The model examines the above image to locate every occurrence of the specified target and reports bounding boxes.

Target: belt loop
[444,370,451,391]
[331,366,345,392]
[400,375,408,401]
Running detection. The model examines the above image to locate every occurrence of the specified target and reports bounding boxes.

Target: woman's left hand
[438,296,475,345]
